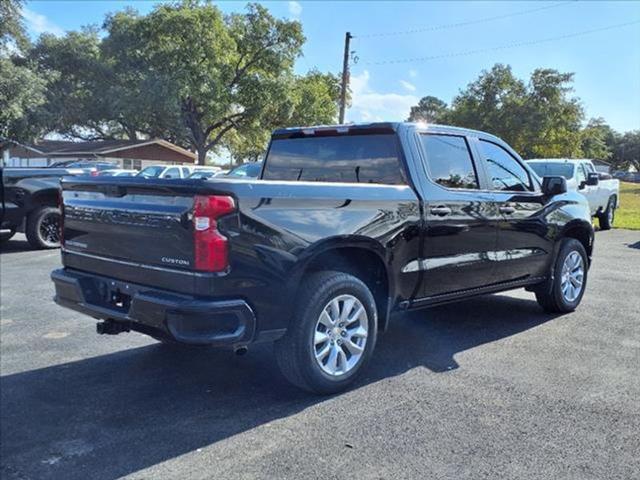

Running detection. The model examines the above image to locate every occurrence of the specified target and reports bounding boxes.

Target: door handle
[430,206,452,217]
[499,205,516,215]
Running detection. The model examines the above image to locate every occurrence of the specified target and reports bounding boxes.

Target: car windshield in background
[137,166,165,178]
[228,163,262,178]
[528,162,575,179]
[189,171,216,179]
[262,134,405,184]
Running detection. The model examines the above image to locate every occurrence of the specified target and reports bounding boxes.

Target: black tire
[535,238,588,313]
[275,271,378,394]
[25,206,61,249]
[598,197,615,230]
[0,229,16,244]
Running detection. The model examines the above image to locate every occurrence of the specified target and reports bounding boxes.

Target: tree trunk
[196,146,207,166]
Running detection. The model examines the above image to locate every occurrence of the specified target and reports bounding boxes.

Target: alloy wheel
[313,294,368,376]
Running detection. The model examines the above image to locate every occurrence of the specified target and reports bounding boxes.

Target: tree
[408,64,587,159]
[407,95,448,123]
[102,2,305,164]
[611,130,640,172]
[223,70,341,164]
[580,118,614,161]
[0,0,48,141]
[0,0,27,54]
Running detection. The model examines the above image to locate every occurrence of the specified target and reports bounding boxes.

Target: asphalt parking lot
[1,230,639,480]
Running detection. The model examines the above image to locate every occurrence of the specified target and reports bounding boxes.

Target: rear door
[415,133,498,298]
[473,139,551,283]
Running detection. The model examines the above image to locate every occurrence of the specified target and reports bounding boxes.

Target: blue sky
[22,1,640,132]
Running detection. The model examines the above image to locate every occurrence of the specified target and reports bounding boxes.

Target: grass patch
[616,182,640,230]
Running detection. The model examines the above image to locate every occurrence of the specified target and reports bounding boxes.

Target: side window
[181,167,191,177]
[479,140,531,192]
[576,164,587,184]
[420,134,479,189]
[163,167,180,178]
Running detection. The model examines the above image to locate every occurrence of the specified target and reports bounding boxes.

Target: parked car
[48,161,118,176]
[52,123,594,394]
[0,167,84,248]
[226,162,262,178]
[97,169,138,177]
[136,165,192,179]
[527,159,620,229]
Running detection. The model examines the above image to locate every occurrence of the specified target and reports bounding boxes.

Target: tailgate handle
[102,185,126,197]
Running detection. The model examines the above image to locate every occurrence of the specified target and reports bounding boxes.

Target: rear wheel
[535,238,588,313]
[598,197,615,230]
[275,271,378,394]
[25,206,61,249]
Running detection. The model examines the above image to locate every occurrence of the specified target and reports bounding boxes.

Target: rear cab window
[262,133,406,185]
[419,134,479,189]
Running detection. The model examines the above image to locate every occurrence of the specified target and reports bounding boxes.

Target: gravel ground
[1,230,639,480]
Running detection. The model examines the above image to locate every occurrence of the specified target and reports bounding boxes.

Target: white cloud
[288,1,302,19]
[348,70,419,123]
[409,69,418,78]
[399,80,416,92]
[22,7,64,36]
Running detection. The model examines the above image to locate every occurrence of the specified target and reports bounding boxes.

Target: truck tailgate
[61,178,198,273]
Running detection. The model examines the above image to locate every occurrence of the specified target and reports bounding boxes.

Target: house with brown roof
[1,139,196,170]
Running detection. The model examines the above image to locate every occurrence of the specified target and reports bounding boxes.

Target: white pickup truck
[527,159,620,230]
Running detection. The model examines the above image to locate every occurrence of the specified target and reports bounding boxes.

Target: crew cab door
[414,133,498,298]
[473,139,551,283]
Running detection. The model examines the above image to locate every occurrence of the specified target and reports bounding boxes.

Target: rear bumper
[51,268,256,347]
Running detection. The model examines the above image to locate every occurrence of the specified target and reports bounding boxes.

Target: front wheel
[275,271,378,394]
[535,238,588,313]
[25,206,62,249]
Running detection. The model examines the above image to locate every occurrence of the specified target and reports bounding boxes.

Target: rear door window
[262,134,406,185]
[419,134,479,189]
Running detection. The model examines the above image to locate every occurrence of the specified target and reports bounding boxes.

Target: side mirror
[586,172,599,186]
[164,174,172,179]
[542,176,567,196]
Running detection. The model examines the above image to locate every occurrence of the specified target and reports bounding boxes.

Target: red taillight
[193,195,235,272]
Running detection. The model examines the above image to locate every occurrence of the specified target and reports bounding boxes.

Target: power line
[355,1,576,39]
[363,19,640,66]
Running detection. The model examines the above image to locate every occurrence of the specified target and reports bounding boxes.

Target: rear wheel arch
[291,243,392,331]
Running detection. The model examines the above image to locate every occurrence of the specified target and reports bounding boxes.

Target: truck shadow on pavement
[0,294,559,480]
[0,236,37,254]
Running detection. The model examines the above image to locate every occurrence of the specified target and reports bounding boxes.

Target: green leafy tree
[0,0,48,141]
[102,2,305,164]
[611,130,640,172]
[409,64,586,159]
[0,0,27,54]
[580,117,614,161]
[407,95,449,123]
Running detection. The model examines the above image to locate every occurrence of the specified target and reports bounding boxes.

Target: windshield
[137,166,165,178]
[528,162,574,179]
[189,171,216,179]
[228,163,262,178]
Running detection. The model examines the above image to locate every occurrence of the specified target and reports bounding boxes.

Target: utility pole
[339,31,352,124]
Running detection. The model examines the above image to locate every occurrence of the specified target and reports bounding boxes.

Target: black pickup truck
[51,123,594,393]
[0,167,87,248]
